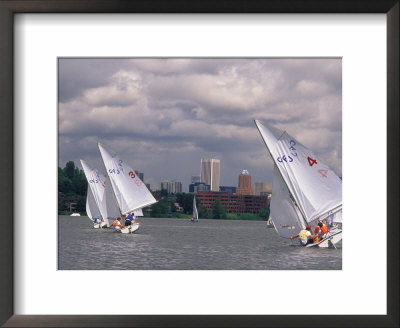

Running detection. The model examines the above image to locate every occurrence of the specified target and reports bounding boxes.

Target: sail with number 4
[193,196,199,222]
[80,159,120,227]
[254,120,342,238]
[98,143,157,215]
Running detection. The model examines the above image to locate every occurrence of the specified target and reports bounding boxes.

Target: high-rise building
[135,170,144,182]
[189,182,210,193]
[200,158,220,192]
[235,169,253,195]
[254,182,272,196]
[219,186,236,194]
[161,180,182,194]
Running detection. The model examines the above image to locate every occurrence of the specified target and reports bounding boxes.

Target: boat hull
[93,222,107,229]
[116,223,140,234]
[306,229,342,248]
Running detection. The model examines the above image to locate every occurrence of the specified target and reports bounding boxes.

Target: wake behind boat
[254,120,342,248]
[98,143,158,234]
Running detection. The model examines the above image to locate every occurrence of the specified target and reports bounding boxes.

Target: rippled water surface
[58,216,342,270]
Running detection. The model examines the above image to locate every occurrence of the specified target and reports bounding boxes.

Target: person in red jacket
[318,221,330,239]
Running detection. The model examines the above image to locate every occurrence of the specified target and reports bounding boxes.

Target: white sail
[133,208,144,216]
[81,159,120,227]
[270,165,306,238]
[254,120,342,223]
[98,143,157,214]
[86,186,101,221]
[193,196,199,221]
[103,176,121,226]
[80,160,108,218]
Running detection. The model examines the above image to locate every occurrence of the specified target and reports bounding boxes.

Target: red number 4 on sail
[307,156,318,167]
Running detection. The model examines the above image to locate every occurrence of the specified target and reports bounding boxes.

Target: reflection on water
[58,216,341,270]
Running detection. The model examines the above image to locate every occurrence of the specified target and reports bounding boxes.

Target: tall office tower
[235,169,253,195]
[161,180,182,194]
[135,170,144,182]
[254,182,272,196]
[200,158,220,192]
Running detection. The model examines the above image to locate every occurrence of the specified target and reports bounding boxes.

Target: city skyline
[59,58,342,192]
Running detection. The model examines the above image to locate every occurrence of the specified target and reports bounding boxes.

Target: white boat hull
[115,223,140,234]
[94,222,107,229]
[306,229,342,248]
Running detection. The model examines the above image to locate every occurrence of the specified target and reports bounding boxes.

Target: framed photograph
[1,1,398,327]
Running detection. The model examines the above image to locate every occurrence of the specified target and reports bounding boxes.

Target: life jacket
[299,229,309,241]
[321,225,329,235]
[112,220,120,226]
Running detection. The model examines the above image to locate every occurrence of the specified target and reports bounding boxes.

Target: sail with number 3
[98,143,157,215]
[254,120,342,243]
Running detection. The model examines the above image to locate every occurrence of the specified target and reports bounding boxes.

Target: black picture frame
[1,1,398,327]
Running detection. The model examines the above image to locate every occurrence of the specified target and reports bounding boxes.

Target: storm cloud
[59,58,342,191]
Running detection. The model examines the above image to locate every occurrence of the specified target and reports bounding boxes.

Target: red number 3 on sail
[128,171,136,179]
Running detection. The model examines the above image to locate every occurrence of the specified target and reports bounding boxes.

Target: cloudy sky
[58,58,342,192]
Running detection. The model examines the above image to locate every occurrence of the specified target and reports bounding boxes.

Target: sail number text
[129,171,142,186]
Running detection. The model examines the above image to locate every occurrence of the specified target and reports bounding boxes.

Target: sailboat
[254,120,342,248]
[98,143,157,234]
[85,185,104,228]
[191,195,199,222]
[80,159,120,228]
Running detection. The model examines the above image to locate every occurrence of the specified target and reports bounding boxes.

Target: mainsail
[81,159,120,227]
[254,120,342,237]
[193,196,199,221]
[98,143,157,215]
[86,186,101,221]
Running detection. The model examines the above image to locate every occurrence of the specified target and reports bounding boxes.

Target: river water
[58,215,342,270]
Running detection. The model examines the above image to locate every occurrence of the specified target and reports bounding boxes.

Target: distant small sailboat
[254,120,342,248]
[98,143,157,234]
[191,195,199,223]
[80,159,120,229]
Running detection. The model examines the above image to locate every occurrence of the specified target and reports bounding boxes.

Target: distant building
[191,176,200,183]
[134,170,144,182]
[189,182,210,193]
[200,158,220,192]
[235,169,253,196]
[255,182,272,195]
[195,191,269,214]
[161,180,182,194]
[219,186,236,194]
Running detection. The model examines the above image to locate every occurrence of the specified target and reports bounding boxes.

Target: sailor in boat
[318,221,331,240]
[125,212,133,226]
[190,217,195,222]
[111,217,126,231]
[93,217,105,227]
[313,225,321,244]
[290,225,318,246]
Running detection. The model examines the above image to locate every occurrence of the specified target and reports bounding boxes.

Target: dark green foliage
[175,192,194,214]
[63,161,76,180]
[58,161,88,214]
[258,208,270,220]
[212,198,226,219]
[150,199,170,217]
[198,204,212,219]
